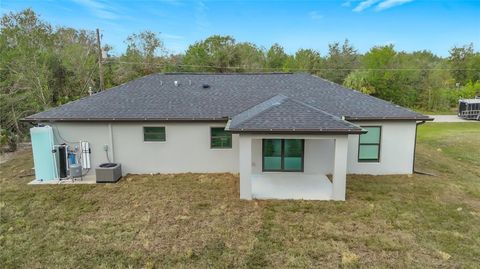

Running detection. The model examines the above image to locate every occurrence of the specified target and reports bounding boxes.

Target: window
[358,126,381,162]
[263,139,304,172]
[210,127,232,149]
[143,127,166,142]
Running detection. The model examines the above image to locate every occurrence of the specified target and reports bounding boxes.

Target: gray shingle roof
[227,94,364,134]
[24,73,431,122]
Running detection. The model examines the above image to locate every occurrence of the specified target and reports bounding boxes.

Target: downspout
[108,123,115,162]
[412,121,426,174]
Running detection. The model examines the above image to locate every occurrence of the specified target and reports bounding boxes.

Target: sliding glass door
[262,139,304,172]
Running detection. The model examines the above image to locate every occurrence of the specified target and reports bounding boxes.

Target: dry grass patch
[78,173,264,267]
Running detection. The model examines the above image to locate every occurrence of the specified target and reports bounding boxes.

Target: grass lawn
[1,123,479,268]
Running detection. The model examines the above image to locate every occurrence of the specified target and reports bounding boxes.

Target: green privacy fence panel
[30,126,59,181]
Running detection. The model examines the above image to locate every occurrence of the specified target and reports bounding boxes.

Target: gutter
[22,116,435,123]
[345,116,434,121]
[20,117,229,123]
[226,128,367,135]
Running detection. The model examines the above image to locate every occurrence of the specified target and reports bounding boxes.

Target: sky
[1,0,479,57]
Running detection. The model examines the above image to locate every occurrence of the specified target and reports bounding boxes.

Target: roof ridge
[229,94,288,127]
[227,94,365,133]
[284,98,362,129]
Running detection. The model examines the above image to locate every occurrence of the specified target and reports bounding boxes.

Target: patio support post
[332,136,348,201]
[239,135,252,200]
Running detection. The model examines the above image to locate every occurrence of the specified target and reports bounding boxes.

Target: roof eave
[20,117,229,123]
[344,116,434,121]
[226,128,366,135]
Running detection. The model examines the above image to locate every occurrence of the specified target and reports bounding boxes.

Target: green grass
[1,123,479,268]
[418,123,480,167]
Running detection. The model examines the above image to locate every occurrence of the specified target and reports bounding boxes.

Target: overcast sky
[1,0,479,56]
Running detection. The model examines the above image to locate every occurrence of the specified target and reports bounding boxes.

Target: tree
[293,49,322,72]
[398,50,450,109]
[126,31,164,59]
[449,44,480,85]
[322,39,358,84]
[0,9,55,150]
[114,31,165,82]
[183,35,240,72]
[266,43,288,70]
[235,42,265,72]
[343,71,375,95]
[53,27,98,100]
[0,9,103,150]
[360,45,417,106]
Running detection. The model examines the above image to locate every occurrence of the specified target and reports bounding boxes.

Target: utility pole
[96,28,105,91]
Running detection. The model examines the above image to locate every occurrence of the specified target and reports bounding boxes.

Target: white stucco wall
[50,122,239,175]
[112,122,239,174]
[347,121,417,175]
[47,120,417,176]
[50,122,111,176]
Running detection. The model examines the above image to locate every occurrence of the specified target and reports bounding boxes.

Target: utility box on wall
[30,126,59,181]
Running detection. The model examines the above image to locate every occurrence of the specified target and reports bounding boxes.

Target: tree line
[1,9,479,151]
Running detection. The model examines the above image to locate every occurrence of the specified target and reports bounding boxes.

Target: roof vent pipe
[174,81,179,87]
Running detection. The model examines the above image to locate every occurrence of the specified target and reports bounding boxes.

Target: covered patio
[238,135,351,200]
[226,94,365,200]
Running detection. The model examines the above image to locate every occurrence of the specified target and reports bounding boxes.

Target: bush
[441,81,480,107]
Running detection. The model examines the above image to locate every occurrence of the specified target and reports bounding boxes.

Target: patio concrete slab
[28,175,96,185]
[251,173,333,200]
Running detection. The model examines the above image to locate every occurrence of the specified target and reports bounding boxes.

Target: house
[23,73,432,200]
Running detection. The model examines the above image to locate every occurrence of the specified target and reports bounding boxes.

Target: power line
[80,64,98,95]
[102,59,480,71]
